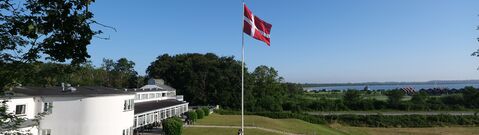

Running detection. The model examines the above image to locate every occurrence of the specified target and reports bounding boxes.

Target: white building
[1,79,188,135]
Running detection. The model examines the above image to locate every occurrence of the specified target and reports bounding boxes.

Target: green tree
[146,53,303,112]
[147,53,243,108]
[0,0,105,133]
[385,90,405,108]
[202,108,210,116]
[411,91,428,104]
[343,90,362,110]
[162,117,183,135]
[250,65,285,111]
[410,91,428,110]
[462,86,479,108]
[186,111,197,123]
[101,58,139,88]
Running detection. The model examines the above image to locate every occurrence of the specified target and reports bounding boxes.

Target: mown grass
[183,127,282,135]
[194,113,346,135]
[330,123,479,135]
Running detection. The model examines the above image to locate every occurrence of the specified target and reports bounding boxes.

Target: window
[156,93,161,98]
[135,94,140,100]
[141,94,147,100]
[43,102,52,113]
[162,93,166,97]
[149,93,155,99]
[15,104,26,115]
[123,99,134,111]
[41,129,51,135]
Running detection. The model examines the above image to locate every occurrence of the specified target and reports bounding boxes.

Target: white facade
[2,97,38,135]
[133,91,176,103]
[39,95,135,135]
[2,79,189,135]
[2,94,135,135]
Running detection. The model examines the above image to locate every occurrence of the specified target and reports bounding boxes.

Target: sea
[305,83,479,91]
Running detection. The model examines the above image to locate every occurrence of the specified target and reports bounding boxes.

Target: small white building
[1,79,188,135]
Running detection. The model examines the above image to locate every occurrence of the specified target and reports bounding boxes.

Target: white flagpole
[241,2,245,135]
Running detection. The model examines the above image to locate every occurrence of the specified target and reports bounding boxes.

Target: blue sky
[88,0,479,83]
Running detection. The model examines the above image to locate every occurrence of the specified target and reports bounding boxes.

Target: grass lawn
[331,124,479,135]
[194,113,346,135]
[183,127,282,135]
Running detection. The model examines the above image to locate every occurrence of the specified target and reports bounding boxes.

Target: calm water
[305,83,479,91]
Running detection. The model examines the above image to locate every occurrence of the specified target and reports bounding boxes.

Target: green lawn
[194,114,346,135]
[331,124,479,135]
[186,114,479,135]
[183,127,282,135]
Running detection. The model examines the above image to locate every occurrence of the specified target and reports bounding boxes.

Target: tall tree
[147,53,243,108]
[101,58,139,88]
[0,0,104,132]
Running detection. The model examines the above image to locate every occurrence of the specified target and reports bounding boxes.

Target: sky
[88,0,479,83]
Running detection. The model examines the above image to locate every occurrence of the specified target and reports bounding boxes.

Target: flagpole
[241,1,245,135]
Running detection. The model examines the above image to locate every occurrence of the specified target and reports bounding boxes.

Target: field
[183,127,282,135]
[190,113,346,135]
[184,113,479,135]
[331,124,479,135]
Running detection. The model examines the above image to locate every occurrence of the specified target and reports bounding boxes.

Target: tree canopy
[146,53,303,111]
[0,0,106,133]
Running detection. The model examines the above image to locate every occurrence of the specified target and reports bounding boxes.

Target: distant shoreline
[302,80,479,87]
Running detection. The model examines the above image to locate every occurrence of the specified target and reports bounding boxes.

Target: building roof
[7,86,134,97]
[128,84,176,92]
[134,99,187,114]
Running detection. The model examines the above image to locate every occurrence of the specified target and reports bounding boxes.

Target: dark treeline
[301,87,479,111]
[146,53,303,111]
[0,58,145,89]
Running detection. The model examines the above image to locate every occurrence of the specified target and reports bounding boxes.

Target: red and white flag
[243,4,272,46]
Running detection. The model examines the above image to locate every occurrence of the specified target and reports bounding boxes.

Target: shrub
[196,109,204,119]
[187,111,198,123]
[162,117,183,135]
[202,107,210,116]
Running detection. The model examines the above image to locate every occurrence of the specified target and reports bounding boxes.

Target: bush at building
[187,111,198,123]
[196,109,204,119]
[202,108,210,116]
[162,117,183,135]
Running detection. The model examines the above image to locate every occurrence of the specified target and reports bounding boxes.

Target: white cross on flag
[243,4,272,46]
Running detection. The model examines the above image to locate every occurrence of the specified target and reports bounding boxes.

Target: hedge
[215,109,479,127]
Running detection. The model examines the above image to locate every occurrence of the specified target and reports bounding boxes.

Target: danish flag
[243,4,272,46]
